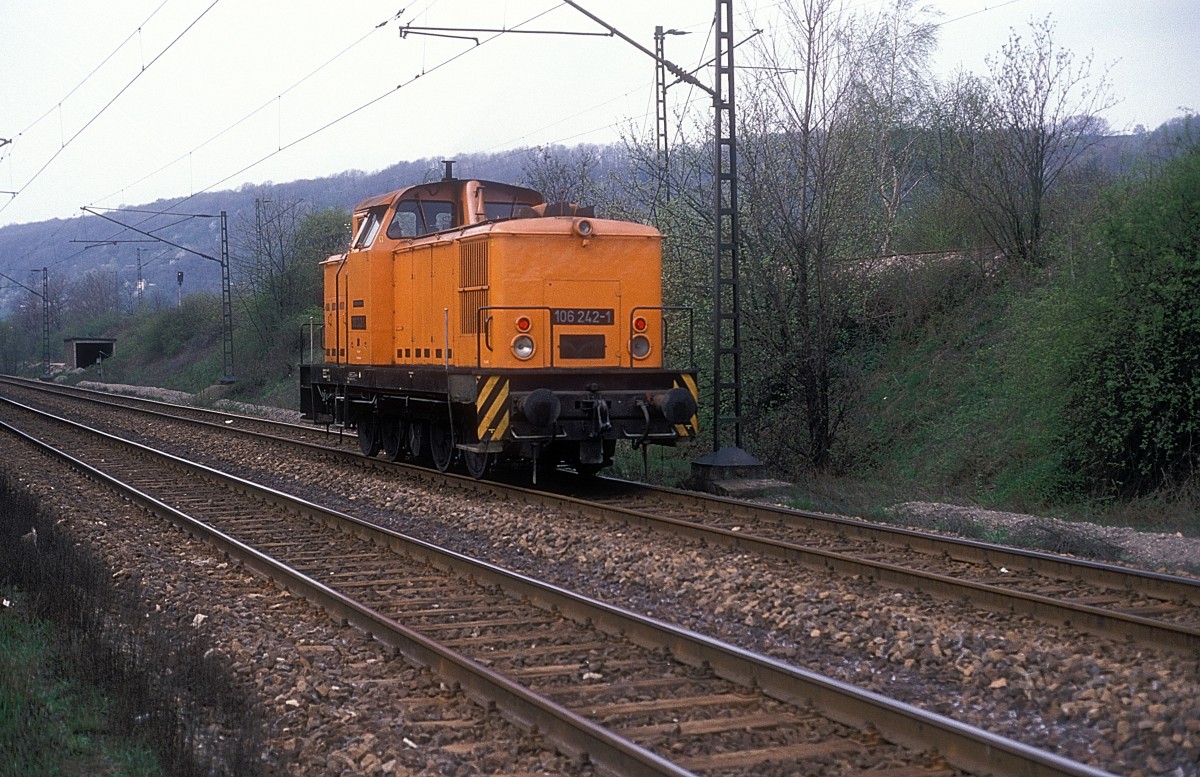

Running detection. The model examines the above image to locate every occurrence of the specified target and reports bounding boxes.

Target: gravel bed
[18,384,1200,775]
[73,382,1200,577]
[892,501,1200,576]
[103,424,1194,777]
[2,440,587,776]
[259,446,1198,776]
[75,380,306,424]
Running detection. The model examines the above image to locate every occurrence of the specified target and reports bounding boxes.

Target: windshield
[387,199,455,238]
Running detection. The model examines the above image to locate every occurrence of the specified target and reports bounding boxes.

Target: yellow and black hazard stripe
[475,375,510,442]
[674,373,699,437]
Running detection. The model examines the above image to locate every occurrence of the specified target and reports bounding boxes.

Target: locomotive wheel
[463,449,490,479]
[430,421,455,472]
[357,417,380,457]
[380,418,404,462]
[406,421,427,461]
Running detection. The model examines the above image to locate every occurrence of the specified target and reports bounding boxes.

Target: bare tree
[233,196,315,349]
[847,0,940,254]
[736,0,871,470]
[520,144,605,207]
[65,270,120,327]
[722,0,939,471]
[3,271,66,370]
[934,15,1114,268]
[11,274,65,335]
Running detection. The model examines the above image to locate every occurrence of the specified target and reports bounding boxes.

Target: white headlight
[512,335,535,360]
[630,334,651,359]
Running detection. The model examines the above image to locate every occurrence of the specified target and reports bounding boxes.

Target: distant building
[63,338,116,369]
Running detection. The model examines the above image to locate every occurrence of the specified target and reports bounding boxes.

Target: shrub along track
[0,395,1108,777]
[3,377,1200,774]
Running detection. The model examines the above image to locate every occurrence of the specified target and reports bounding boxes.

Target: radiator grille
[458,241,490,334]
[460,241,489,286]
[459,289,489,334]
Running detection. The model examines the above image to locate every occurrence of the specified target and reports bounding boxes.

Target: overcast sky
[1,0,1196,230]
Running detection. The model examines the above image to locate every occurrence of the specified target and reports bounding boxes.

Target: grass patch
[0,604,160,776]
[859,282,1074,514]
[609,444,696,486]
[0,471,267,777]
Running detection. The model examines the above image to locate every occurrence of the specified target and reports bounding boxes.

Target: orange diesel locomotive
[299,166,698,477]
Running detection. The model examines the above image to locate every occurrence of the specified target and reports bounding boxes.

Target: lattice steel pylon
[519,0,767,487]
[711,0,743,452]
[687,0,765,490]
[41,267,50,376]
[218,211,235,384]
[654,26,669,199]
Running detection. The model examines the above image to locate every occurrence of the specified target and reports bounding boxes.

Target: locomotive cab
[300,169,697,477]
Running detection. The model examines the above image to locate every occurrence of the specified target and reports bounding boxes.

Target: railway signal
[82,206,236,384]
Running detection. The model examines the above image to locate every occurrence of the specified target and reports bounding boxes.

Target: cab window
[388,199,455,238]
[484,198,536,221]
[352,206,386,248]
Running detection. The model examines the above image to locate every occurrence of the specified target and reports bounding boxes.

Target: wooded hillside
[2,2,1196,522]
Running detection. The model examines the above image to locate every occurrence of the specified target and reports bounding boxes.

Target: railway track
[570,480,1200,652]
[0,394,1116,777]
[5,376,1199,657]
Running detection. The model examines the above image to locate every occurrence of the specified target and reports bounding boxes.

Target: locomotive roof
[352,178,544,213]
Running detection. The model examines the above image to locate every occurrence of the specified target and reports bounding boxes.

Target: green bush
[1065,145,1200,495]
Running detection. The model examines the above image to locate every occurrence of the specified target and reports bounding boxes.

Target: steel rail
[0,374,326,437]
[8,374,1198,601]
[5,376,1198,655]
[0,408,690,777]
[1,401,1121,777]
[493,485,1200,654]
[606,478,1200,606]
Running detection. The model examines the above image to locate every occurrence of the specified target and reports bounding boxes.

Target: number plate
[551,308,614,326]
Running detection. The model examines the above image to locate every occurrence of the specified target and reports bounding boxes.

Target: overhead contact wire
[158,3,566,215]
[9,0,173,144]
[0,0,221,220]
[89,6,409,212]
